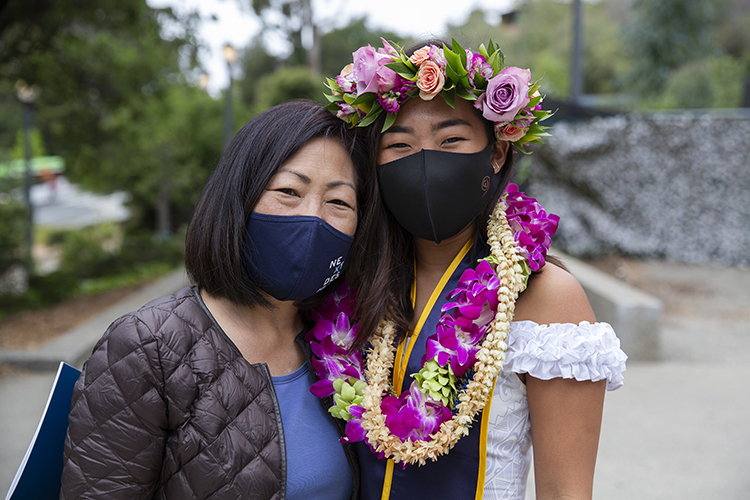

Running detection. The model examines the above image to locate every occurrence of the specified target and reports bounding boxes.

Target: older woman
[60,100,390,500]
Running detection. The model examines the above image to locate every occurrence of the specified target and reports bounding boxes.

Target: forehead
[389,97,486,131]
[276,136,355,180]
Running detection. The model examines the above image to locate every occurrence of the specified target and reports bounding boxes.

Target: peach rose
[409,46,431,66]
[495,123,527,142]
[416,61,445,101]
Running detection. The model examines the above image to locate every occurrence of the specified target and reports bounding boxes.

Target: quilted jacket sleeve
[61,313,168,499]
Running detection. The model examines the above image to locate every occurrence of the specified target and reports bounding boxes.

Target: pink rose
[351,45,397,94]
[478,66,531,123]
[416,60,445,101]
[495,123,527,142]
[410,46,431,66]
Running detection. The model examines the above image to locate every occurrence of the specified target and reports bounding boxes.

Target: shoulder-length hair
[185,99,389,342]
[367,39,517,333]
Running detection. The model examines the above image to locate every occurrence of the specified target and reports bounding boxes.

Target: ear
[490,141,510,174]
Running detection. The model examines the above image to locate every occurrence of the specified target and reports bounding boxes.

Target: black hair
[185,99,387,339]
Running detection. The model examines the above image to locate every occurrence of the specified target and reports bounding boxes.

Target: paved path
[1,261,749,499]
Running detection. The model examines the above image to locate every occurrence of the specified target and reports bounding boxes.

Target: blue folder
[4,362,81,500]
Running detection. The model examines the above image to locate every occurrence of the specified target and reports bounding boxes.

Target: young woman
[310,40,627,499]
[60,100,390,500]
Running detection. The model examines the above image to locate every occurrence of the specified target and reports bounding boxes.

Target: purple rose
[351,45,397,95]
[477,66,531,123]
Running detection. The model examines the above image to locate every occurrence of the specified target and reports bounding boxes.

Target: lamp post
[15,80,41,272]
[570,0,584,105]
[223,43,238,151]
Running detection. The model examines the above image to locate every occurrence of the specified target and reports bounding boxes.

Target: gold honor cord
[382,238,474,500]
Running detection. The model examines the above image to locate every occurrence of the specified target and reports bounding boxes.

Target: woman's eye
[330,198,354,209]
[384,142,410,149]
[275,188,297,196]
[442,136,466,145]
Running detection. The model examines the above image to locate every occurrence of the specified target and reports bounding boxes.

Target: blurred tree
[11,127,47,159]
[238,35,283,108]
[0,0,218,233]
[623,0,718,95]
[246,0,320,72]
[251,66,323,112]
[319,17,401,78]
[447,2,632,100]
[237,15,400,113]
[95,84,223,234]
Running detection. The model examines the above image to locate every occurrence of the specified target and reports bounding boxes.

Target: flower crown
[325,38,553,153]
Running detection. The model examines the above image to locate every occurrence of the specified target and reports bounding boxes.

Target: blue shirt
[273,363,352,500]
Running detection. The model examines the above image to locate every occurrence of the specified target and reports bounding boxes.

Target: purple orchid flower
[424,316,484,376]
[504,183,560,272]
[381,382,452,442]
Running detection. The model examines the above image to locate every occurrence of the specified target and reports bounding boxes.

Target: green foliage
[0,198,26,276]
[319,18,401,78]
[94,83,223,231]
[446,1,633,99]
[623,0,718,95]
[11,127,47,160]
[253,66,326,113]
[0,223,184,319]
[0,0,211,233]
[647,55,747,109]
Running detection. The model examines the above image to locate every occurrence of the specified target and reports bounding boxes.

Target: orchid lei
[307,184,559,466]
[325,38,553,153]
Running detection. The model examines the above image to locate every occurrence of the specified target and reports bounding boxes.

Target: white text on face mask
[317,255,345,292]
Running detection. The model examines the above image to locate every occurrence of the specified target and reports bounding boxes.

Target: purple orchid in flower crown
[504,183,560,272]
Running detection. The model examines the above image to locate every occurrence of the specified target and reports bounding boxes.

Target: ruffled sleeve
[505,321,627,390]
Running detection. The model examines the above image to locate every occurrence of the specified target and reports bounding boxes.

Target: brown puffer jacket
[61,286,360,499]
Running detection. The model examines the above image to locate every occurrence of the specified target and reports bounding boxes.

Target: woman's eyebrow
[432,118,472,131]
[382,125,413,135]
[327,180,356,191]
[277,169,311,183]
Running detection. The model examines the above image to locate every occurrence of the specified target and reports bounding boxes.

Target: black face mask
[377,144,500,243]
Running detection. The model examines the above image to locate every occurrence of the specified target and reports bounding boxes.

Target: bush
[0,197,26,276]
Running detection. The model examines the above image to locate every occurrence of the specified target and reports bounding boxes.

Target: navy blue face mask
[244,212,354,301]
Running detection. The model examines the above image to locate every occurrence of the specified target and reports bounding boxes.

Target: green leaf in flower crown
[478,43,490,61]
[386,61,417,80]
[387,38,405,54]
[455,85,477,101]
[442,88,456,108]
[487,50,501,75]
[451,38,468,67]
[357,104,383,127]
[324,93,343,103]
[382,110,397,132]
[350,92,377,106]
[443,61,463,85]
[528,95,542,108]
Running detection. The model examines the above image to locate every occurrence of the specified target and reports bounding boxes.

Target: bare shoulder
[513,261,596,325]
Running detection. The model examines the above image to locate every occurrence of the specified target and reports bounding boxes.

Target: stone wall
[526,111,750,266]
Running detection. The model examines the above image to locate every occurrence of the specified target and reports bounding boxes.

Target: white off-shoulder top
[481,320,627,499]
